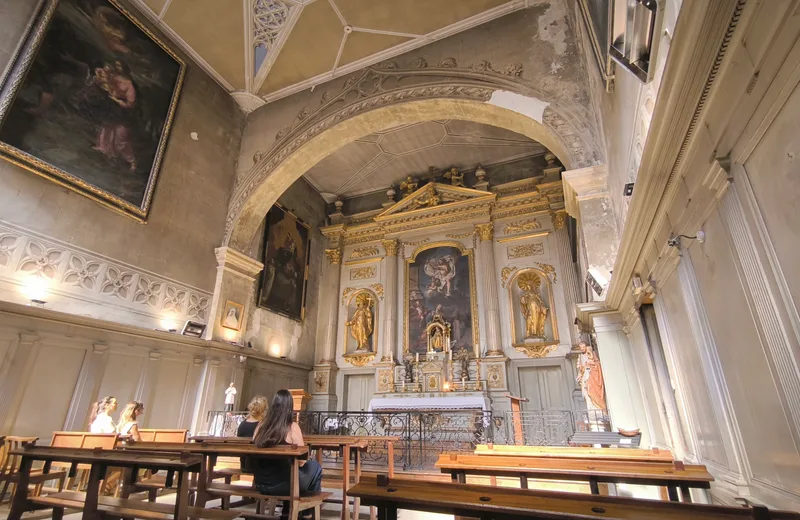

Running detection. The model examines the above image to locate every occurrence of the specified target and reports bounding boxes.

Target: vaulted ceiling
[303,120,546,199]
[129,0,528,106]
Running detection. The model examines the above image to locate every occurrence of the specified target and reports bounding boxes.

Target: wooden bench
[7,445,205,520]
[436,453,713,502]
[121,441,332,520]
[50,431,120,490]
[1,436,66,504]
[139,429,189,443]
[349,475,800,520]
[474,443,674,462]
[570,431,642,447]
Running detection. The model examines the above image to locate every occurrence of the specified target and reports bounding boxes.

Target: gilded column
[319,246,343,362]
[475,223,503,356]
[380,239,399,362]
[552,210,581,345]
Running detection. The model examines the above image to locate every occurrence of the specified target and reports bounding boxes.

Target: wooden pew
[50,431,119,490]
[139,429,189,443]
[121,441,332,520]
[0,436,66,505]
[349,475,800,520]
[474,444,674,463]
[571,431,642,447]
[436,453,713,502]
[7,445,236,520]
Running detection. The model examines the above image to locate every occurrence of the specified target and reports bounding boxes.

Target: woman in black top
[253,390,322,498]
[237,395,267,438]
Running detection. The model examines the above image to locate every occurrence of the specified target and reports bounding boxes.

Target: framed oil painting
[258,204,311,321]
[0,0,185,221]
[221,301,244,331]
[405,243,479,357]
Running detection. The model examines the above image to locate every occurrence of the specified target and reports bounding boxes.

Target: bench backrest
[570,431,642,448]
[0,436,38,477]
[138,429,188,443]
[474,444,673,462]
[50,431,119,450]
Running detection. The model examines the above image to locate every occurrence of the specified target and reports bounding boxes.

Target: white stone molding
[0,333,40,433]
[0,220,212,327]
[720,180,800,447]
[62,344,110,431]
[676,252,748,484]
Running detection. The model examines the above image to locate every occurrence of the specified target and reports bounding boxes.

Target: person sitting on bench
[253,389,323,517]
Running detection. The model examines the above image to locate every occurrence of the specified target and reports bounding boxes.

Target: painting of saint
[0,0,185,221]
[258,205,311,321]
[406,245,476,355]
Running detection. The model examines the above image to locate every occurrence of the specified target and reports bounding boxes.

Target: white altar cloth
[368,395,489,412]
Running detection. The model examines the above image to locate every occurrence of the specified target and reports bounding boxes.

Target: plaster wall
[0,301,309,440]
[0,0,244,327]
[243,179,326,367]
[688,207,800,497]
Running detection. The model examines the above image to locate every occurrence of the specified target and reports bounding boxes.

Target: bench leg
[680,485,693,503]
[52,506,64,520]
[589,478,600,495]
[377,505,397,520]
[667,486,680,502]
[370,506,377,520]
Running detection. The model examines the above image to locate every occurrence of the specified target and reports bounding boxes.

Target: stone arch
[227,98,581,252]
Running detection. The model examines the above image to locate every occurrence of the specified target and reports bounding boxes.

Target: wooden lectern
[505,394,529,445]
[289,389,312,421]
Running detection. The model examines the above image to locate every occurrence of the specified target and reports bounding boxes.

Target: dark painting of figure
[258,205,310,321]
[0,0,184,220]
[407,246,475,355]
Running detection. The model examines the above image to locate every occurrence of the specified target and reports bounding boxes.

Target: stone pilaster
[63,343,109,430]
[318,246,342,363]
[562,165,619,301]
[0,333,41,432]
[380,239,399,362]
[134,350,163,426]
[552,213,582,345]
[206,247,264,342]
[475,223,503,356]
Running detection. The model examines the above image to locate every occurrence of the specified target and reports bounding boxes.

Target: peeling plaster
[538,2,569,56]
[487,90,549,124]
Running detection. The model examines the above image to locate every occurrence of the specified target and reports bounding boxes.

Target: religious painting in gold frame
[0,0,185,221]
[404,242,479,358]
[507,267,558,349]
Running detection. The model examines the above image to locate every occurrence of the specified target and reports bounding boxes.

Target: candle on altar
[415,353,419,363]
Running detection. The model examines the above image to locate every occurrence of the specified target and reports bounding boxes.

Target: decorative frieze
[0,220,211,323]
[350,266,376,280]
[350,246,379,259]
[503,219,541,234]
[507,243,544,259]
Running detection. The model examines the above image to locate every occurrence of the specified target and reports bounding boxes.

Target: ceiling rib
[252,1,306,94]
[333,31,349,71]
[327,0,348,26]
[158,0,174,19]
[351,27,422,39]
[243,0,253,92]
[259,0,528,103]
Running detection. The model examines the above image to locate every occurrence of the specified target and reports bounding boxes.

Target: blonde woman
[89,396,118,433]
[116,401,145,441]
[237,395,267,438]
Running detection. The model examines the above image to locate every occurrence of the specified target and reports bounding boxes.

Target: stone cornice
[215,247,264,278]
[605,0,749,312]
[562,164,608,218]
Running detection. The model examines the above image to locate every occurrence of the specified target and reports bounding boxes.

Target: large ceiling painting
[405,243,479,357]
[0,0,184,221]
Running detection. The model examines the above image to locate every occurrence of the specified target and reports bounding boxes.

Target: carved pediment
[376,183,495,218]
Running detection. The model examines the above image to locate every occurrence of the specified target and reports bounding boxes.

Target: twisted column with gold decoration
[380,239,399,361]
[475,223,503,356]
[551,210,582,345]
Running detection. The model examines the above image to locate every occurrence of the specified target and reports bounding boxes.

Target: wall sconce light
[269,342,281,357]
[22,274,49,306]
[223,328,239,344]
[160,316,178,332]
[667,230,705,248]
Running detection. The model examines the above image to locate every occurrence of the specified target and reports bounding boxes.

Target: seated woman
[89,396,118,433]
[253,390,322,508]
[116,401,144,441]
[238,395,267,438]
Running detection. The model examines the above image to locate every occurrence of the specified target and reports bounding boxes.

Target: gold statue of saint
[518,273,548,339]
[399,176,418,197]
[431,327,444,352]
[346,293,374,351]
[444,167,465,187]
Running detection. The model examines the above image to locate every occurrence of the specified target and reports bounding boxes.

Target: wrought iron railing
[204,408,612,469]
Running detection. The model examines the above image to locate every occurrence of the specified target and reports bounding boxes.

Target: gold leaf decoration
[350,266,376,280]
[507,243,544,259]
[536,262,558,283]
[370,283,384,299]
[504,219,542,234]
[350,246,379,259]
[500,266,518,288]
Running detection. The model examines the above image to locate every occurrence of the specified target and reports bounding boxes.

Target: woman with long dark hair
[88,395,118,433]
[252,390,322,501]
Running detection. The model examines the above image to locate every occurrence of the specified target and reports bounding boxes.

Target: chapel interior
[0,0,799,519]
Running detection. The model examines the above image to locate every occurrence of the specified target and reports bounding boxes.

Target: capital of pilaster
[381,239,399,257]
[474,223,494,242]
[19,332,39,345]
[149,350,162,361]
[92,343,109,355]
[324,248,342,265]
[214,246,264,278]
[550,210,567,230]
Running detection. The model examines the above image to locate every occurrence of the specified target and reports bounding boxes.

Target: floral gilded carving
[507,243,544,259]
[350,266,376,280]
[350,246,379,259]
[500,266,518,288]
[504,219,542,234]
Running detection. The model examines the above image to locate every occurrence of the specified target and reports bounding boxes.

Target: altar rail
[205,408,612,470]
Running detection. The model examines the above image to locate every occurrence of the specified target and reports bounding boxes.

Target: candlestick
[415,352,419,363]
